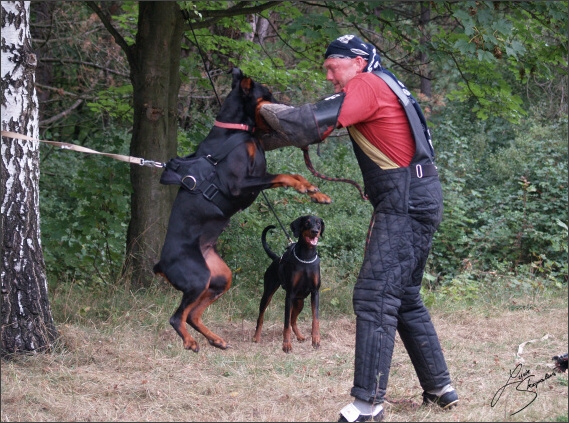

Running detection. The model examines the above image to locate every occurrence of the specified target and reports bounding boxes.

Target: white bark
[1,0,57,355]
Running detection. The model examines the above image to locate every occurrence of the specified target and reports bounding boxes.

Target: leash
[261,191,294,244]
[1,130,165,167]
[301,146,368,201]
[183,10,222,106]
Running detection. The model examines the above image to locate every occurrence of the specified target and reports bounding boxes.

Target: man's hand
[257,103,323,151]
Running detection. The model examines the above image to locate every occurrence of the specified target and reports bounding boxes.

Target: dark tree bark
[125,2,184,285]
[87,1,184,286]
[1,0,58,356]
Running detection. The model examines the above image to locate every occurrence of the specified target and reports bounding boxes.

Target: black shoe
[338,404,384,422]
[422,388,459,409]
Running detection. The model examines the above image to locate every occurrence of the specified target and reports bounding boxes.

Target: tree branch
[84,1,135,68]
[39,99,84,127]
[36,83,95,99]
[187,1,281,30]
[39,58,129,78]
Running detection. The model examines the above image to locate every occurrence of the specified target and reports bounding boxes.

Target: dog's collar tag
[214,120,252,132]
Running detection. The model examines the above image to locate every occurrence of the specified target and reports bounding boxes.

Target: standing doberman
[253,215,325,353]
[154,69,331,353]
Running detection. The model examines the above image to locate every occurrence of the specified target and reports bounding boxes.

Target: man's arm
[258,93,345,151]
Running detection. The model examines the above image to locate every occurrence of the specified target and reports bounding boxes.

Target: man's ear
[356,56,368,72]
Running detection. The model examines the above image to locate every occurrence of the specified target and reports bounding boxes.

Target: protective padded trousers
[350,166,451,404]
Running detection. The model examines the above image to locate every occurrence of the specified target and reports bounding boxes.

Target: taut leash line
[1,130,165,168]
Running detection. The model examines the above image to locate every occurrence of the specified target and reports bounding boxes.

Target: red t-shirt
[337,72,415,167]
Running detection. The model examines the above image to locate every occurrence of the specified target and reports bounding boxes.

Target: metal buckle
[203,184,219,200]
[140,159,165,168]
[181,175,197,190]
[415,164,423,178]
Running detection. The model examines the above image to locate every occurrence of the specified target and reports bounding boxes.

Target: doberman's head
[216,68,276,131]
[290,215,325,247]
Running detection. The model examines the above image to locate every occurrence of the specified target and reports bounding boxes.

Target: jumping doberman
[253,215,324,353]
[153,69,331,353]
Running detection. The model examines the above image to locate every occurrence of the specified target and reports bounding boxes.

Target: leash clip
[140,159,165,168]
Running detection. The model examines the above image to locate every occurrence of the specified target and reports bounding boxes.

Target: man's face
[323,57,365,93]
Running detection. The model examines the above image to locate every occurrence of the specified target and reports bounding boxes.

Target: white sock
[428,384,454,396]
[353,399,383,416]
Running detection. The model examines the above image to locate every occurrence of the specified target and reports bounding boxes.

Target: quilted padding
[348,140,451,404]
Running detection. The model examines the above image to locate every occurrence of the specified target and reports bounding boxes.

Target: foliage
[430,102,568,286]
[27,1,568,297]
[39,128,131,286]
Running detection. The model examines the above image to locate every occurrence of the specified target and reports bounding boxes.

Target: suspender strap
[372,71,436,162]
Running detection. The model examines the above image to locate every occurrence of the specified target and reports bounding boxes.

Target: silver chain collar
[292,244,318,264]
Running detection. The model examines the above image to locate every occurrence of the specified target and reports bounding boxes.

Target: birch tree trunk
[1,0,58,356]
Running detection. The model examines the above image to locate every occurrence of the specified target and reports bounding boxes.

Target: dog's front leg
[282,292,294,353]
[311,290,321,349]
[290,297,306,343]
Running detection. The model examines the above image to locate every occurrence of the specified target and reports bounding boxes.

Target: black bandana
[324,35,382,73]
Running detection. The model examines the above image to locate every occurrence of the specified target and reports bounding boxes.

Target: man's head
[323,35,381,92]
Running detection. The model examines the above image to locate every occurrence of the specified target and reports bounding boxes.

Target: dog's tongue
[306,236,318,246]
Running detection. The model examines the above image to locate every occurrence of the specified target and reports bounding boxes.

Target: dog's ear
[319,218,325,238]
[290,216,305,238]
[231,67,243,89]
[240,77,253,96]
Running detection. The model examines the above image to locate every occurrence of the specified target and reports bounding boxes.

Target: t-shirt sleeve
[337,77,380,128]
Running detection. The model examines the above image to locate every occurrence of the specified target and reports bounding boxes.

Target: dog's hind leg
[253,263,280,343]
[185,248,233,350]
[170,293,202,352]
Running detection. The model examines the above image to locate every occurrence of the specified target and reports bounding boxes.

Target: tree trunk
[1,0,58,356]
[125,2,184,286]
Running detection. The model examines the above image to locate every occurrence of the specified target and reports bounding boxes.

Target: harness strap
[372,71,436,162]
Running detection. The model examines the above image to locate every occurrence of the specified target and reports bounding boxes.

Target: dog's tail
[261,225,280,261]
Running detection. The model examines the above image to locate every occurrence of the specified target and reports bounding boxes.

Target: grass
[1,281,567,422]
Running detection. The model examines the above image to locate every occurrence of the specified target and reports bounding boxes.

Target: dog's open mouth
[305,235,319,246]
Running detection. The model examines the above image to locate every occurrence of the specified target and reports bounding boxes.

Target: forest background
[1,1,568,422]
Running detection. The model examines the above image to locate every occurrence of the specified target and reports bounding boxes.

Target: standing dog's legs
[290,297,306,343]
[253,262,280,343]
[282,291,295,353]
[170,294,201,352]
[185,247,233,350]
[310,290,320,348]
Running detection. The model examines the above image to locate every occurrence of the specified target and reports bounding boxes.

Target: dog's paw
[309,192,332,204]
[208,338,230,350]
[282,342,293,353]
[184,340,200,353]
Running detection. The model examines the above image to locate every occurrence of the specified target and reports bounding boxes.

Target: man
[260,35,458,422]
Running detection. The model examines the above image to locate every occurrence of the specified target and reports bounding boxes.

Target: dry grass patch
[1,292,567,422]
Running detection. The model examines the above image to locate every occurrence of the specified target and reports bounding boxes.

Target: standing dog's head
[290,215,325,247]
